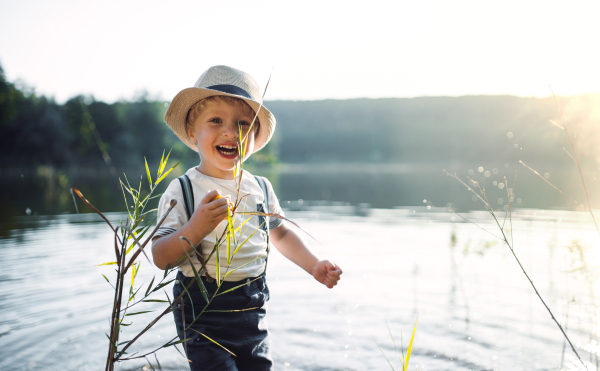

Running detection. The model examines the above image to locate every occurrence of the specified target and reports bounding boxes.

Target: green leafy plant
[72,147,280,370]
[72,150,183,370]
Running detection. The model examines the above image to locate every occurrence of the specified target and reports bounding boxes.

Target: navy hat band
[206,84,252,99]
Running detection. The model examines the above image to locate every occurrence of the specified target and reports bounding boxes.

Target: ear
[188,127,197,144]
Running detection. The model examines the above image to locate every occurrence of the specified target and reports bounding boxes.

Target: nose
[223,120,240,139]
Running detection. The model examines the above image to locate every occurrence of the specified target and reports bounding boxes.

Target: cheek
[194,127,214,146]
[188,126,201,142]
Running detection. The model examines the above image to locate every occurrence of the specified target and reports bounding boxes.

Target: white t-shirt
[154,167,284,281]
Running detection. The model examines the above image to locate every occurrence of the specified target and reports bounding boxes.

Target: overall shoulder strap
[177,174,195,221]
[254,175,271,276]
[254,175,270,232]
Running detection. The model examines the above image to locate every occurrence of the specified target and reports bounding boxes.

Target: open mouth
[216,144,239,158]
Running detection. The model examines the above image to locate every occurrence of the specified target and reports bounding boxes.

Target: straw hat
[164,65,275,153]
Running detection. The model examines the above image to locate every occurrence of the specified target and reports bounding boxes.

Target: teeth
[217,145,238,155]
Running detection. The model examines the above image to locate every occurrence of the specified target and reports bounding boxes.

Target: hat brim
[164,87,275,153]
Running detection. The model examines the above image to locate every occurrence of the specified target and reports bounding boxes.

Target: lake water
[2,163,597,221]
[1,206,599,370]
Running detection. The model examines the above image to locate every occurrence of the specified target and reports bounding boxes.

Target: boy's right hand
[188,190,232,241]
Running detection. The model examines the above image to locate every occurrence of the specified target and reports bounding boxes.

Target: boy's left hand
[311,260,343,288]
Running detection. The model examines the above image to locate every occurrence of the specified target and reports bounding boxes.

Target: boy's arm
[152,190,231,270]
[270,222,342,288]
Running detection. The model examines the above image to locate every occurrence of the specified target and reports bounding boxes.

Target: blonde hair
[186,95,260,135]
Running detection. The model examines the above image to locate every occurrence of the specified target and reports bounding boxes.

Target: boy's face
[188,98,256,179]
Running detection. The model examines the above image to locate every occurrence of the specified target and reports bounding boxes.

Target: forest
[2,63,599,174]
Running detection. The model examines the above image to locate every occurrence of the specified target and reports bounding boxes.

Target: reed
[520,89,600,370]
[444,170,588,369]
[71,151,185,370]
[72,149,280,369]
[443,89,600,370]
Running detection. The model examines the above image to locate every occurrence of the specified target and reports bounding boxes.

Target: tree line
[1,65,184,171]
[2,62,599,172]
[267,95,600,168]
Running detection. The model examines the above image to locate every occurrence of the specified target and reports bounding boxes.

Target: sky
[0,0,599,103]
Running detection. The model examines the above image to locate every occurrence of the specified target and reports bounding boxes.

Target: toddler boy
[152,65,342,371]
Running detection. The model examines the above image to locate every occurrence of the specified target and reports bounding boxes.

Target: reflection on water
[0,207,599,370]
[0,163,595,223]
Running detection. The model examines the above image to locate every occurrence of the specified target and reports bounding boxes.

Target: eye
[238,121,250,127]
[210,118,222,124]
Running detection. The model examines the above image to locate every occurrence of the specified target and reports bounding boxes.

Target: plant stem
[519,161,584,208]
[450,174,588,370]
[105,230,122,371]
[484,187,587,369]
[117,301,175,357]
[107,227,131,370]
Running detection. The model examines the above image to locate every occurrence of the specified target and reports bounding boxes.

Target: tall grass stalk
[444,170,588,369]
[71,150,185,370]
[445,87,600,369]
[73,149,275,369]
[516,88,600,369]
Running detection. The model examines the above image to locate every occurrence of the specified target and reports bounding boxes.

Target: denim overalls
[172,175,273,371]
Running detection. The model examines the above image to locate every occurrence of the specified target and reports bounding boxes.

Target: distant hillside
[2,60,599,171]
[267,95,600,168]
